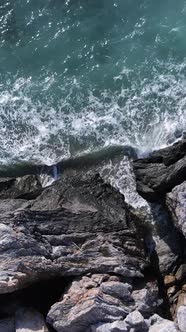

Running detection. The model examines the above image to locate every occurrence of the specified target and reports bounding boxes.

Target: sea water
[0,0,186,166]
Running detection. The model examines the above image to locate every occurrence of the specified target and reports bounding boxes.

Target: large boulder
[0,170,148,294]
[133,139,186,201]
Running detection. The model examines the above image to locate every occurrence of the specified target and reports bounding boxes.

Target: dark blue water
[0,0,186,165]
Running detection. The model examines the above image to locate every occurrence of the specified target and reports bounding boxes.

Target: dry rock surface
[0,171,148,294]
[47,274,160,332]
[133,138,186,201]
[0,138,185,331]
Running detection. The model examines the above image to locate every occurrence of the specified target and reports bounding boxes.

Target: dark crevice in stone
[143,200,186,321]
[0,276,72,321]
[150,250,172,320]
[16,190,43,200]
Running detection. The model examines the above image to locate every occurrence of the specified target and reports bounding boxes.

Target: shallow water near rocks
[0,0,186,167]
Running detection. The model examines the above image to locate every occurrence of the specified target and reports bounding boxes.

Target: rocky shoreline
[0,138,185,332]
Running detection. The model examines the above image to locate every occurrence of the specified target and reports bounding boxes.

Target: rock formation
[0,138,185,331]
[133,138,186,201]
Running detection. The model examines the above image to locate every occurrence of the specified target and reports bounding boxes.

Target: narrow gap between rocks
[0,276,73,326]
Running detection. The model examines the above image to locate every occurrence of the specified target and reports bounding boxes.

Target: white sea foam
[0,60,185,166]
[0,0,186,166]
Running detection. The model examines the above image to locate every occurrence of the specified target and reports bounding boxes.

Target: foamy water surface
[0,0,186,165]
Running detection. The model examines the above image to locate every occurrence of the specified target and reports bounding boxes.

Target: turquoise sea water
[0,0,186,165]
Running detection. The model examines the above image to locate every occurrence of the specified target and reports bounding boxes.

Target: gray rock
[166,181,186,238]
[133,138,186,201]
[47,274,161,332]
[176,264,186,282]
[15,307,49,332]
[177,305,186,332]
[149,319,178,332]
[132,283,162,316]
[0,199,30,215]
[125,310,145,327]
[0,171,148,294]
[47,274,130,332]
[0,317,14,332]
[154,233,180,275]
[91,320,128,332]
[0,175,42,199]
[100,282,132,302]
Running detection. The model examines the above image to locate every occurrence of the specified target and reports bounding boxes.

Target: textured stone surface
[47,275,160,332]
[47,275,129,332]
[100,281,132,301]
[176,264,186,282]
[166,182,186,238]
[131,285,161,316]
[177,305,186,332]
[0,175,42,199]
[152,233,181,275]
[133,138,186,201]
[0,171,148,294]
[0,144,185,331]
[125,310,145,328]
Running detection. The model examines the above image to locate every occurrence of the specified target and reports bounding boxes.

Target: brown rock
[177,292,186,310]
[182,284,186,292]
[164,275,176,288]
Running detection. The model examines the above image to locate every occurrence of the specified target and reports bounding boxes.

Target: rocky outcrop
[166,181,186,239]
[0,175,42,199]
[0,166,168,331]
[133,138,186,201]
[0,139,185,331]
[132,138,186,331]
[47,274,160,332]
[0,170,148,294]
